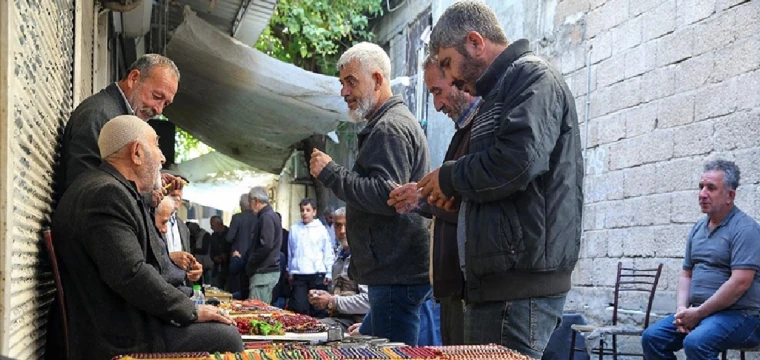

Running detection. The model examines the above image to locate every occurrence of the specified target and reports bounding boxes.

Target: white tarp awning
[164,8,347,174]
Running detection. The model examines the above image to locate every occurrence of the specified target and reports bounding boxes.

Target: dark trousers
[163,322,243,353]
[439,296,465,345]
[290,273,328,316]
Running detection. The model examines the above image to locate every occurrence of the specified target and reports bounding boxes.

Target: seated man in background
[53,115,242,359]
[309,208,368,332]
[642,160,760,359]
[155,197,202,294]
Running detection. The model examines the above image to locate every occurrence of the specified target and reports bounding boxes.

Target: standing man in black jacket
[389,56,480,345]
[309,42,432,346]
[418,2,584,358]
[244,186,282,303]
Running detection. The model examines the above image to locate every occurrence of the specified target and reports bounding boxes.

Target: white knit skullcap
[98,115,155,159]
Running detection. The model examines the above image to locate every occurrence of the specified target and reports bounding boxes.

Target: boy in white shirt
[287,198,335,316]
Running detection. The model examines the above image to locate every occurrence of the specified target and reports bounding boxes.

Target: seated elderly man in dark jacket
[53,115,242,360]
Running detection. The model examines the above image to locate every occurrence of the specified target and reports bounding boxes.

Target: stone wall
[427,0,760,358]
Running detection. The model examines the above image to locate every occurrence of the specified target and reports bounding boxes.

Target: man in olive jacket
[310,42,431,346]
[419,2,583,358]
[53,115,241,359]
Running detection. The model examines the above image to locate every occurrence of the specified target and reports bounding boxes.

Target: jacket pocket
[468,202,523,278]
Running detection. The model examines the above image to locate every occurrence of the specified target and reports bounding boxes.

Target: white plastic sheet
[164,8,347,174]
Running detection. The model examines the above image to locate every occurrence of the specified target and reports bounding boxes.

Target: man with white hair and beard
[53,115,242,359]
[309,42,432,346]
[55,53,183,202]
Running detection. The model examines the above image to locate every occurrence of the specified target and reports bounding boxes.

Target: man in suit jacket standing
[55,53,182,202]
[53,115,242,359]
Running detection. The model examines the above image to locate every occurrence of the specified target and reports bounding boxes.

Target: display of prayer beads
[115,344,536,360]
[431,344,537,359]
[207,344,534,360]
[113,352,209,359]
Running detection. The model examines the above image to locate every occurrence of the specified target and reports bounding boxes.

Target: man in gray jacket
[418,2,584,358]
[310,42,431,346]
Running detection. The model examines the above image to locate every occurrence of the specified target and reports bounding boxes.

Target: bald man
[53,115,242,359]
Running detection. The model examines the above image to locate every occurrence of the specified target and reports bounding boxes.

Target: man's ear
[466,31,486,57]
[373,72,383,90]
[130,141,143,165]
[126,69,141,88]
[728,189,736,202]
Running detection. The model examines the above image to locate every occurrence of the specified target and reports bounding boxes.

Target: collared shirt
[167,213,183,253]
[287,220,335,279]
[456,97,482,130]
[114,82,135,115]
[684,206,760,311]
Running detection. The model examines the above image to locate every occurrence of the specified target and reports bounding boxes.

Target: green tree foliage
[255,0,383,75]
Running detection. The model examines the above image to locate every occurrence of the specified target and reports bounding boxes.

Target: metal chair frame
[569,262,664,360]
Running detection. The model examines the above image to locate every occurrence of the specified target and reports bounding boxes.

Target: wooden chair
[569,262,664,360]
[42,227,68,359]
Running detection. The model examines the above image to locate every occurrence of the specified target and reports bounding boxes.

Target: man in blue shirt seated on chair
[642,160,760,360]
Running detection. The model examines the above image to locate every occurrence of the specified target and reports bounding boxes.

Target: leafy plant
[255,0,383,75]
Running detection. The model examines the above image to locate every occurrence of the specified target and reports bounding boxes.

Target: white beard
[153,168,162,191]
[347,95,375,123]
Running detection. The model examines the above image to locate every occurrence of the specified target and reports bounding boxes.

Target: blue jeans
[363,284,432,345]
[464,294,566,359]
[642,311,760,360]
[359,293,440,345]
[417,297,442,346]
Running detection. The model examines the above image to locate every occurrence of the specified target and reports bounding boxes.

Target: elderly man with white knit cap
[52,115,243,360]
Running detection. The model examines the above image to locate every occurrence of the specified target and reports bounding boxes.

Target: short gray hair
[239,193,250,207]
[249,186,270,204]
[156,196,175,216]
[429,1,508,54]
[704,159,741,190]
[422,54,444,77]
[333,207,346,218]
[337,42,391,81]
[124,54,180,81]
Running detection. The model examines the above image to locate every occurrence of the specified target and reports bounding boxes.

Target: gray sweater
[318,96,431,285]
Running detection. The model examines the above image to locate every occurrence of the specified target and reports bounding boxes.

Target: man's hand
[170,251,196,270]
[309,149,332,178]
[162,173,185,195]
[232,250,242,258]
[151,190,164,208]
[348,323,362,336]
[674,306,704,331]
[441,197,458,212]
[187,262,203,282]
[418,168,445,205]
[195,304,235,325]
[287,274,293,286]
[308,290,332,310]
[388,183,420,213]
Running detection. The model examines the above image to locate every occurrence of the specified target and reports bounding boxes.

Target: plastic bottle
[191,284,205,306]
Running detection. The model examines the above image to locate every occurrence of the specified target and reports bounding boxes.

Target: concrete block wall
[426,0,760,357]
[548,0,760,357]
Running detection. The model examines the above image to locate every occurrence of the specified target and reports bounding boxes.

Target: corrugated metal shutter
[4,0,75,358]
[75,0,96,104]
